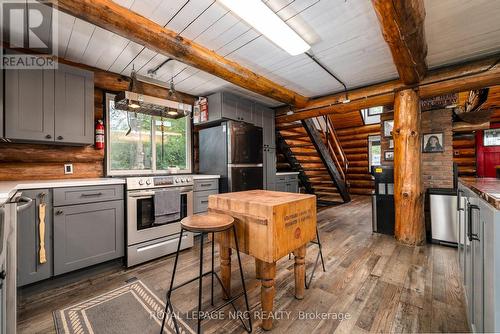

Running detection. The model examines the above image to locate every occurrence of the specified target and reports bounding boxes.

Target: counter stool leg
[161,228,184,334]
[197,232,205,334]
[211,232,215,306]
[232,225,252,333]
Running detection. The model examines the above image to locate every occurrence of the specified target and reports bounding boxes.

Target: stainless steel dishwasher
[429,188,458,245]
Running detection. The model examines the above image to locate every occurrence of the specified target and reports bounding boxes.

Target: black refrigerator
[199,121,263,193]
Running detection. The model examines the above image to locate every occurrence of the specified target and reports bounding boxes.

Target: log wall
[453,133,476,177]
[337,123,380,195]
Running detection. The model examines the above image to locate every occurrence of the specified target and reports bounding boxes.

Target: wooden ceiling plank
[371,0,427,84]
[46,0,308,107]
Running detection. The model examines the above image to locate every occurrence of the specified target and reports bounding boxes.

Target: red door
[476,124,500,177]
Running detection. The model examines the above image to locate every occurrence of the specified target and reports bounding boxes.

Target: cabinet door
[221,93,239,121]
[17,189,52,286]
[275,182,287,192]
[465,198,473,321]
[482,201,499,333]
[237,97,253,123]
[55,64,94,144]
[207,92,222,122]
[287,181,299,193]
[5,69,55,141]
[253,103,264,128]
[263,109,275,148]
[264,148,276,189]
[53,200,124,275]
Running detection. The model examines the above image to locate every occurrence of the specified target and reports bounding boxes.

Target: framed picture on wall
[383,120,393,137]
[422,133,444,153]
[384,150,394,161]
[483,129,500,146]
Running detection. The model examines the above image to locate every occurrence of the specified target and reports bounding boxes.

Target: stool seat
[181,212,234,233]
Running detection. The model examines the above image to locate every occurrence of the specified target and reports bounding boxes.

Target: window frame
[105,93,192,176]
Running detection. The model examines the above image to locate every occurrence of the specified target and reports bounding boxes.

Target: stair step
[313,186,338,191]
[315,191,340,196]
[288,143,315,148]
[292,152,320,157]
[276,123,302,130]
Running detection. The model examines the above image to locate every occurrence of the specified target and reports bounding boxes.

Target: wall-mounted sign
[420,94,458,111]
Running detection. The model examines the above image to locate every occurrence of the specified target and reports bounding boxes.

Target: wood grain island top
[208,189,316,206]
[460,178,500,210]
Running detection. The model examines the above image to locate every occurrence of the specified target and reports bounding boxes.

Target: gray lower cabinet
[275,174,299,193]
[17,189,53,287]
[4,64,94,145]
[193,178,219,214]
[5,69,55,142]
[54,64,94,144]
[262,108,275,149]
[458,183,500,333]
[53,200,124,275]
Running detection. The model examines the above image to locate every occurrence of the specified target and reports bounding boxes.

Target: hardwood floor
[17,196,469,333]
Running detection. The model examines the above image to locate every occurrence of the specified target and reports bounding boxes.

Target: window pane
[155,116,188,170]
[109,101,152,171]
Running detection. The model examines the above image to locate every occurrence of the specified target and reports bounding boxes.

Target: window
[483,129,500,146]
[368,135,381,170]
[361,106,383,125]
[106,94,191,175]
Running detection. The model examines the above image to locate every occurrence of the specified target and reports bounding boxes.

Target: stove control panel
[126,175,193,190]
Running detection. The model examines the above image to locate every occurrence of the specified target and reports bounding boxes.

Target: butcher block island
[208,190,317,330]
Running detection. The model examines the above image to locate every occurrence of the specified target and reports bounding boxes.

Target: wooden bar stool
[160,213,252,334]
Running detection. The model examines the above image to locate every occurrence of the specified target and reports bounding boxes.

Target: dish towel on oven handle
[154,189,181,225]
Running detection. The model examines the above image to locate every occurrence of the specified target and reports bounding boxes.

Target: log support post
[393,88,425,245]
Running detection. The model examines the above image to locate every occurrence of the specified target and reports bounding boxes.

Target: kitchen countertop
[0,178,126,205]
[459,177,500,210]
[276,172,300,176]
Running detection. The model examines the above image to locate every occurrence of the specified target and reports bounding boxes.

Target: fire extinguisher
[95,120,104,150]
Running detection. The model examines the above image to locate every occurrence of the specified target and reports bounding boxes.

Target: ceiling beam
[276,55,500,123]
[371,0,428,85]
[45,0,308,107]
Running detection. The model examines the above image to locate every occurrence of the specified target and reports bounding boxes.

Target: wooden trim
[371,0,427,84]
[46,0,308,107]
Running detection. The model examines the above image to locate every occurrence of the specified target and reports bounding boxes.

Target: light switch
[64,164,73,175]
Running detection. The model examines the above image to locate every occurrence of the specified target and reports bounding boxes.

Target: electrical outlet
[64,164,73,175]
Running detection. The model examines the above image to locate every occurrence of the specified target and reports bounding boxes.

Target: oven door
[127,187,193,246]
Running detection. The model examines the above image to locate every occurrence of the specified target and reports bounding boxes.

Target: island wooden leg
[293,245,306,300]
[255,258,263,279]
[260,261,276,331]
[219,230,232,300]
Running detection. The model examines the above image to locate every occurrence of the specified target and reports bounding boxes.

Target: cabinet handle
[200,200,209,204]
[55,210,64,215]
[200,184,211,187]
[45,134,52,139]
[467,204,480,242]
[81,192,103,197]
[457,190,464,211]
[57,135,63,140]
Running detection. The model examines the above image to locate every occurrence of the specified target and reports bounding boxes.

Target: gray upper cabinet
[206,92,258,125]
[4,64,94,145]
[54,64,94,144]
[17,189,53,287]
[53,200,124,275]
[5,69,55,142]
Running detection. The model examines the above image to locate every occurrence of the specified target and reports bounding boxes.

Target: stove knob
[138,179,144,185]
[181,178,186,183]
[146,179,152,185]
[175,178,180,183]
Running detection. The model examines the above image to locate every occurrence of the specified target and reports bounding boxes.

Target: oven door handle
[129,192,155,198]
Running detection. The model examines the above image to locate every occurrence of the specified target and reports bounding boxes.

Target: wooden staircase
[276,117,351,205]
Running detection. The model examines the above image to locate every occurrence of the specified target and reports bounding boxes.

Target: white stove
[125,175,194,267]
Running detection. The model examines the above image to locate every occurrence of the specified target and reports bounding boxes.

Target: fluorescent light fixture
[218,0,310,56]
